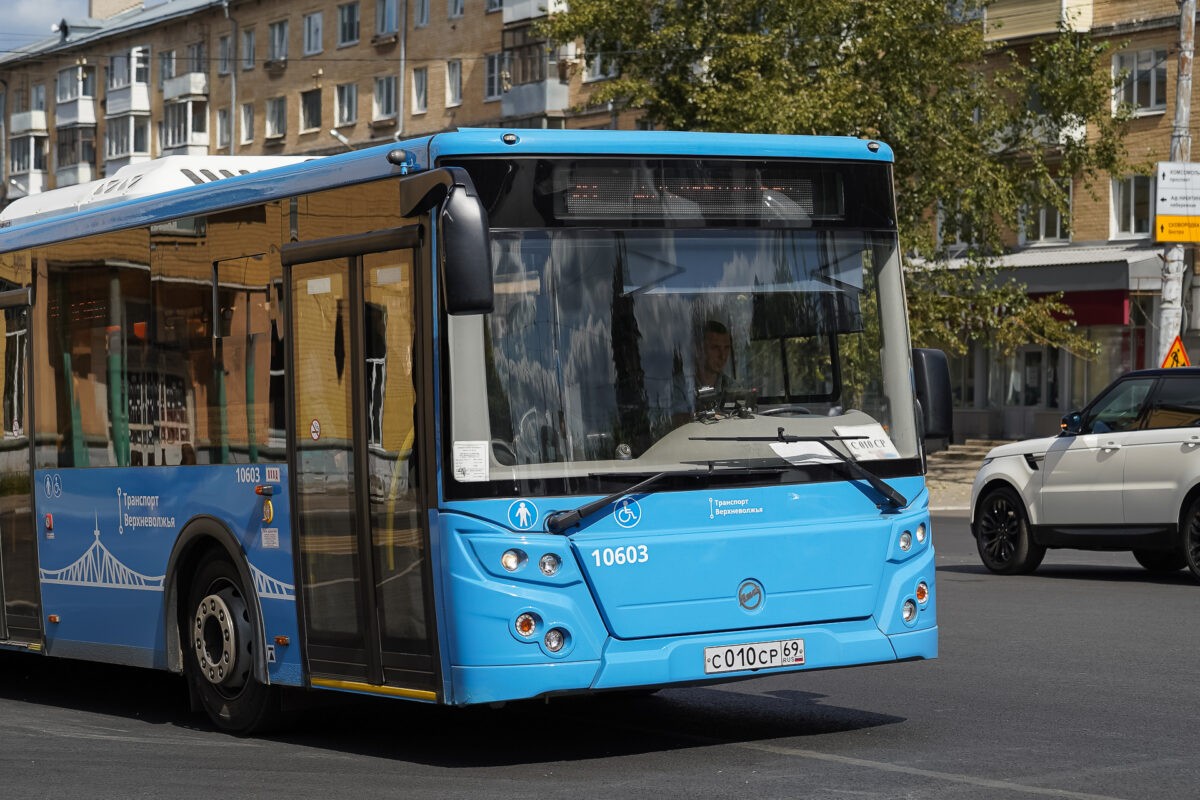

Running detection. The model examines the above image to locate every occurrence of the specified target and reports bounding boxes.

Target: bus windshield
[446,157,918,497]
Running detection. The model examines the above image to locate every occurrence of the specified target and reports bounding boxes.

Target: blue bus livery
[0,129,951,732]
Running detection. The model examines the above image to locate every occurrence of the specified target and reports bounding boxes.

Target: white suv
[970,368,1200,579]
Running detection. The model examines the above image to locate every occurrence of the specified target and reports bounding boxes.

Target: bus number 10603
[590,545,648,567]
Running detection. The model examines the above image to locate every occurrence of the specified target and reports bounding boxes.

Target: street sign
[1162,335,1191,368]
[1155,162,1200,243]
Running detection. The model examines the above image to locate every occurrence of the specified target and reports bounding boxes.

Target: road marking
[737,741,1128,800]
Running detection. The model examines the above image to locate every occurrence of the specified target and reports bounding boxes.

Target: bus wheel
[184,551,279,734]
[974,486,1044,575]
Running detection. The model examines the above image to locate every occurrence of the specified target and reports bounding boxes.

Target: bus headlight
[902,599,917,624]
[915,522,927,544]
[899,531,913,551]
[501,549,527,572]
[544,628,567,652]
[538,553,561,576]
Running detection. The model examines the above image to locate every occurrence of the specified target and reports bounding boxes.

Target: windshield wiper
[690,427,908,510]
[545,471,673,534]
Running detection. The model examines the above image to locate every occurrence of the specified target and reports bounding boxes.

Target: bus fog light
[515,613,538,637]
[538,553,561,576]
[916,523,927,543]
[902,599,917,623]
[899,531,912,551]
[501,549,526,572]
[544,628,566,652]
[916,581,929,604]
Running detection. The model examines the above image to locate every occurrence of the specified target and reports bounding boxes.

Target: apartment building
[945,0,1192,439]
[0,0,627,205]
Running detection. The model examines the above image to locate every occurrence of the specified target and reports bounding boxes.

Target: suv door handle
[1102,441,1122,451]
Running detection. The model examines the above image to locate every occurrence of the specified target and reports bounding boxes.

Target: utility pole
[1159,0,1196,366]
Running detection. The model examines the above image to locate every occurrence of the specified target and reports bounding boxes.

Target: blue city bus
[0,129,951,733]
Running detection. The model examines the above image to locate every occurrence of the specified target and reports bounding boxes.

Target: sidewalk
[923,439,1009,513]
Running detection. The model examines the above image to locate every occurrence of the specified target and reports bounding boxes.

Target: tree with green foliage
[540,0,1127,358]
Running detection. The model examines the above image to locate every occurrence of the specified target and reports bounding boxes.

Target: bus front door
[0,289,40,645]
[286,237,438,698]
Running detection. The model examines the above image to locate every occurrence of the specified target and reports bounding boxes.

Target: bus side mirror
[440,169,494,316]
[398,165,494,316]
[912,348,953,444]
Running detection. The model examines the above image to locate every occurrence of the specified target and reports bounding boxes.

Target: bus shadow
[270,685,904,766]
[0,651,903,765]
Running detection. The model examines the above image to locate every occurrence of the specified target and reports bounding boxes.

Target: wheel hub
[192,588,249,689]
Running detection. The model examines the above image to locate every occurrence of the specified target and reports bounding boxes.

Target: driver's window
[1084,378,1155,433]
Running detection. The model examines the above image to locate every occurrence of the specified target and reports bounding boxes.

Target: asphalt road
[2,512,1198,799]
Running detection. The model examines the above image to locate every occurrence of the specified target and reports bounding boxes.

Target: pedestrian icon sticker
[1162,335,1191,368]
[507,499,539,530]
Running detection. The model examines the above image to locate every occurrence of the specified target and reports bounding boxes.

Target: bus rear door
[0,287,40,645]
[283,229,439,699]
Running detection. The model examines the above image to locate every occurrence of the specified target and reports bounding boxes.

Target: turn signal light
[515,613,538,637]
[916,581,929,604]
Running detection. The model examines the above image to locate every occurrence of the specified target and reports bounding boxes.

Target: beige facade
[953,0,1197,440]
[0,0,625,204]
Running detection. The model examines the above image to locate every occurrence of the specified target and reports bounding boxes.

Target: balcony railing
[163,72,209,101]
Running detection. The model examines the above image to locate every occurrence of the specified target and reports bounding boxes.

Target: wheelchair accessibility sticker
[507,500,539,531]
[612,497,642,529]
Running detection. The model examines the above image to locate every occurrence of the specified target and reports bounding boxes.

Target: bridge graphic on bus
[41,514,294,600]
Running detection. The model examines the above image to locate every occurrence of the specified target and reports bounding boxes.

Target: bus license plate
[704,639,805,674]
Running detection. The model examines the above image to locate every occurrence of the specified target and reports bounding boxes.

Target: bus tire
[184,550,280,734]
[973,486,1044,575]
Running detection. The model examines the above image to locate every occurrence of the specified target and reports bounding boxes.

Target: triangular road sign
[1162,335,1191,368]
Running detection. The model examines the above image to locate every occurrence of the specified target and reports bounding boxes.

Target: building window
[241,102,255,143]
[266,96,287,138]
[414,0,429,27]
[338,3,360,46]
[1115,49,1167,114]
[503,26,547,86]
[241,29,256,70]
[448,0,464,18]
[218,35,232,75]
[10,136,47,172]
[374,75,397,119]
[412,68,428,114]
[1114,175,1153,237]
[216,107,230,148]
[300,89,322,131]
[160,50,176,85]
[484,53,503,100]
[57,65,96,102]
[1023,181,1070,244]
[486,0,501,11]
[186,42,206,74]
[163,100,206,148]
[336,83,358,125]
[106,114,150,158]
[268,20,289,62]
[304,13,324,55]
[584,48,617,82]
[109,47,149,89]
[56,126,96,167]
[445,60,462,107]
[377,0,399,34]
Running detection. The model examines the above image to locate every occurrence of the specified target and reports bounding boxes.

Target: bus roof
[0,129,892,252]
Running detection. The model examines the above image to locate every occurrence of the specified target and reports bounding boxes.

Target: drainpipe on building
[397,0,408,141]
[1158,0,1195,365]
[223,0,238,155]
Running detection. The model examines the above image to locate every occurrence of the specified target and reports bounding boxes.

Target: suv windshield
[444,158,920,498]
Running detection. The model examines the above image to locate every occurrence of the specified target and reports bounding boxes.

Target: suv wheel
[1183,497,1200,583]
[974,486,1045,575]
